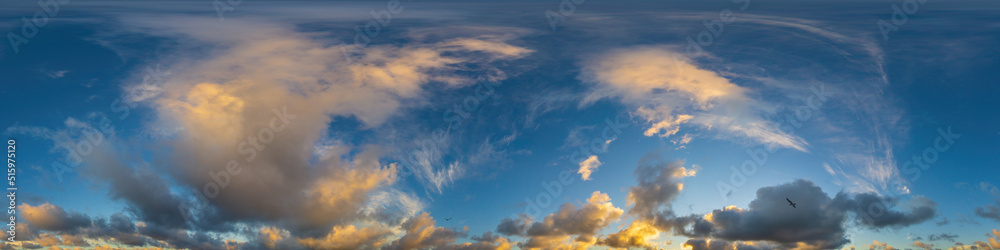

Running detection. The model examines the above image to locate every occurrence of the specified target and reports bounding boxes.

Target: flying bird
[445,218,452,221]
[786,198,797,208]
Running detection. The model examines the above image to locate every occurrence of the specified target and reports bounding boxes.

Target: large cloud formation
[12,13,533,249]
[588,154,936,250]
[139,17,533,234]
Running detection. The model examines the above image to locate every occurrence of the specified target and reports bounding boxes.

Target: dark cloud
[519,192,623,249]
[630,179,936,249]
[610,154,700,244]
[975,201,1000,222]
[936,217,949,226]
[124,18,533,236]
[582,153,936,249]
[85,150,190,230]
[492,154,686,249]
[440,231,513,250]
[7,117,195,232]
[494,191,625,249]
[928,233,959,242]
[973,240,992,249]
[495,214,531,236]
[832,192,936,229]
[676,179,851,249]
[135,219,227,249]
[627,155,695,222]
[11,15,535,248]
[597,220,661,250]
[19,202,227,249]
[470,231,502,242]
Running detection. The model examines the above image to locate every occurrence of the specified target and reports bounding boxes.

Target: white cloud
[578,155,602,180]
[824,163,836,176]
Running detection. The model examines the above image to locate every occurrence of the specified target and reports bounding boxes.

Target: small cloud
[912,240,934,250]
[928,233,958,242]
[671,133,693,150]
[823,163,837,176]
[578,155,602,181]
[46,70,68,79]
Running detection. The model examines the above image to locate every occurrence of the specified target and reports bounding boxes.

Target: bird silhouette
[445,218,451,221]
[786,198,797,208]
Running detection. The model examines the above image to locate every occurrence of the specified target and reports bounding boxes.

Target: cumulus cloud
[678,180,851,249]
[139,22,531,228]
[577,155,602,180]
[614,177,936,249]
[692,180,933,248]
[495,191,624,249]
[8,117,193,231]
[385,212,468,250]
[626,155,696,224]
[868,240,897,250]
[296,225,392,249]
[492,154,692,250]
[912,240,935,250]
[17,201,503,249]
[580,46,808,151]
[969,229,1000,250]
[978,182,1000,222]
[496,214,532,237]
[493,154,697,249]
[20,203,92,233]
[15,202,230,249]
[597,220,661,250]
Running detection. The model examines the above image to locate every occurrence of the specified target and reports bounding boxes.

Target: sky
[1,0,999,249]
